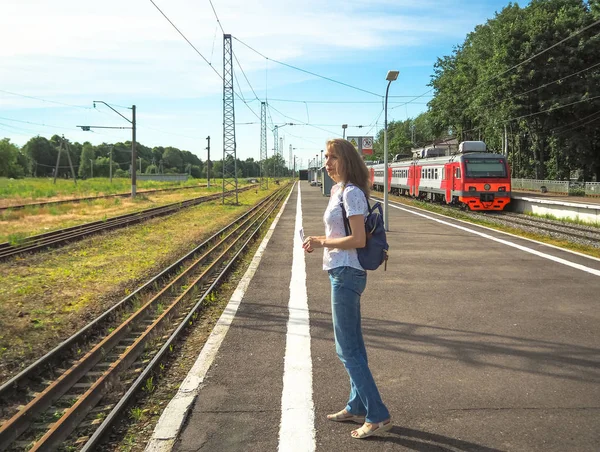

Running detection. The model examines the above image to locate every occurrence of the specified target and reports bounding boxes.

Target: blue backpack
[340,188,389,271]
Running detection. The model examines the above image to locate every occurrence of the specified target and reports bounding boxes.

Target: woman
[303,138,392,439]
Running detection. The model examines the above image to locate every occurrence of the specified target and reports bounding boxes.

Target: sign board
[347,136,374,156]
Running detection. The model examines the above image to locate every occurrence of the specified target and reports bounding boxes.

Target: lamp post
[78,101,137,197]
[321,149,323,167]
[342,124,347,139]
[384,70,399,232]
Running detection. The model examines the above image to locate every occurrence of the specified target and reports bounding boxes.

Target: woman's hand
[302,236,324,253]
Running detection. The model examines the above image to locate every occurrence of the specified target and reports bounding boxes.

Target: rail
[0,185,290,450]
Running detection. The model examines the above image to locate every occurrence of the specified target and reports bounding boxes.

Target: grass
[0,184,225,243]
[0,177,210,207]
[0,185,282,385]
[522,211,600,228]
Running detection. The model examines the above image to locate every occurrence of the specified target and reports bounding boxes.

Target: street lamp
[384,70,399,232]
[342,124,348,139]
[321,149,323,167]
[77,101,137,197]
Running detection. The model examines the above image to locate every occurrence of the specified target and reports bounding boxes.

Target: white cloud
[0,0,497,161]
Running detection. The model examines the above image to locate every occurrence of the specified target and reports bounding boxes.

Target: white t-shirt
[322,182,368,271]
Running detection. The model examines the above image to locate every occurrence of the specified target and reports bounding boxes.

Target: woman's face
[324,148,340,182]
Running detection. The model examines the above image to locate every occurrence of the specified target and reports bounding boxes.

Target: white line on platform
[145,186,295,452]
[388,203,600,277]
[278,183,316,452]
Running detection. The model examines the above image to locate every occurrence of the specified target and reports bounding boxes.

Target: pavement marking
[278,183,316,452]
[372,196,600,263]
[387,202,600,277]
[145,185,296,452]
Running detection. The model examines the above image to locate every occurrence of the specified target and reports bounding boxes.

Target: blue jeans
[328,266,390,423]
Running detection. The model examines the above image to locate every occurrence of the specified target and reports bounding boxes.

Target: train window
[455,168,461,179]
[434,168,439,179]
[442,168,445,180]
[464,159,507,178]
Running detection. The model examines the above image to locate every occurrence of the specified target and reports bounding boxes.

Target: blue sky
[0,0,523,169]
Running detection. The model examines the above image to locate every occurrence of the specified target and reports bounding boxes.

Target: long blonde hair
[326,138,370,196]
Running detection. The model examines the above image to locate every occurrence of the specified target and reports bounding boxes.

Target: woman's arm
[304,214,365,250]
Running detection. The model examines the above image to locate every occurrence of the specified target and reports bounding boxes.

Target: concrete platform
[147,181,600,452]
[512,191,600,205]
[510,192,600,224]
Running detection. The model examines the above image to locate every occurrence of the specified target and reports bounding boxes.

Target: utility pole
[132,104,137,197]
[53,136,77,185]
[109,146,113,183]
[206,136,211,187]
[279,137,283,178]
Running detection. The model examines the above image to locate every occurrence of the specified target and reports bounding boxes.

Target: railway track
[0,184,290,451]
[479,211,600,247]
[0,184,208,212]
[0,186,255,261]
[371,193,600,248]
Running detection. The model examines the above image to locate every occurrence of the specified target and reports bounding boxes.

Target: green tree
[78,142,95,178]
[23,136,56,176]
[0,139,25,178]
[162,147,183,170]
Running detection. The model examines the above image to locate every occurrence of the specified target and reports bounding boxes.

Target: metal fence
[137,174,189,182]
[511,178,600,197]
[511,179,569,194]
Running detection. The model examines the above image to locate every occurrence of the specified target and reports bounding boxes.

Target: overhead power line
[0,116,74,131]
[148,0,261,122]
[489,19,600,84]
[233,36,382,98]
[148,0,220,77]
[483,61,600,109]
[461,94,600,135]
[269,98,429,105]
[208,0,225,34]
[0,89,92,110]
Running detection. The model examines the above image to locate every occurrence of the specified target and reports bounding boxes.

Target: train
[369,141,511,211]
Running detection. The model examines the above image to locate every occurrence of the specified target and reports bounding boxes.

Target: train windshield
[464,159,506,178]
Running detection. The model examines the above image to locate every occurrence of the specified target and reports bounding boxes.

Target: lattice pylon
[222,34,238,204]
[273,125,279,179]
[260,102,268,190]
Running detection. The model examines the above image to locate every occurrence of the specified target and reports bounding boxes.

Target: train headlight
[484,183,491,190]
[469,186,476,192]
[498,186,506,192]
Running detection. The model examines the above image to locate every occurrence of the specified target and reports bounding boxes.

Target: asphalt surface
[174,181,600,452]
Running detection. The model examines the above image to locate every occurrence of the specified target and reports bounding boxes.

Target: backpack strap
[339,184,369,237]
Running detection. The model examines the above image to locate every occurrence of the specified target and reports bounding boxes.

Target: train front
[459,153,511,211]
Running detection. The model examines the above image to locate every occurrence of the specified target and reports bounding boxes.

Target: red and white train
[370,141,511,211]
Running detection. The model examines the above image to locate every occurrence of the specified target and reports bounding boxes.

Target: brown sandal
[351,420,393,439]
[326,409,365,423]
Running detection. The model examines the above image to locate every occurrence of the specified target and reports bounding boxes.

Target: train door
[446,163,455,203]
